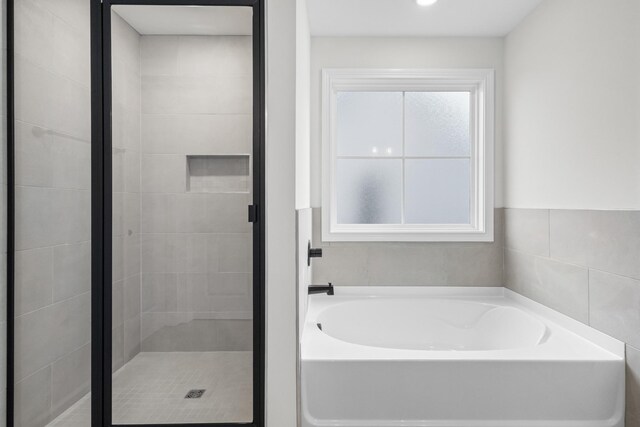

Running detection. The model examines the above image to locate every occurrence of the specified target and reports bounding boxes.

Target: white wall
[310,37,505,208]
[295,0,311,210]
[504,0,640,209]
[266,0,298,426]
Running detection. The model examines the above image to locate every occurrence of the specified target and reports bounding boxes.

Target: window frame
[321,68,495,242]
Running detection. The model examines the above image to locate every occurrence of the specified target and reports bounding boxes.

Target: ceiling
[113,5,252,36]
[306,0,544,37]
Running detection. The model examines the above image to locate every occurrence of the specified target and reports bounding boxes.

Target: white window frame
[322,68,494,242]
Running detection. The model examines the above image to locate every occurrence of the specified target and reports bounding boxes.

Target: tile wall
[311,208,504,286]
[504,208,640,426]
[297,209,312,334]
[139,35,253,352]
[296,208,312,427]
[12,0,91,426]
[111,11,142,372]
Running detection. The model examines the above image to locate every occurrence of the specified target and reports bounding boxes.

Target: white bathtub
[301,287,625,427]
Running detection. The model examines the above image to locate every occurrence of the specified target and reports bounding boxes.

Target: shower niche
[187,154,251,193]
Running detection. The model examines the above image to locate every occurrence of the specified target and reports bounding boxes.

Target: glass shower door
[8,1,263,426]
[108,3,257,425]
[11,0,92,426]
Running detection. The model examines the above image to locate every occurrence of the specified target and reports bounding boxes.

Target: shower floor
[47,351,253,426]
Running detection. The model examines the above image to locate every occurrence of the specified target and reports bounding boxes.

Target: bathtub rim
[301,286,624,361]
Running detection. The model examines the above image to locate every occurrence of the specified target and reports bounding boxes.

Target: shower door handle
[248,204,258,223]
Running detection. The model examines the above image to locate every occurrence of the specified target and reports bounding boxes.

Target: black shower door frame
[90,2,265,427]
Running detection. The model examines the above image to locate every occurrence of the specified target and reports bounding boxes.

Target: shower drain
[185,389,206,399]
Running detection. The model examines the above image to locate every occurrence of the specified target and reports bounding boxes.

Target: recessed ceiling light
[416,0,438,6]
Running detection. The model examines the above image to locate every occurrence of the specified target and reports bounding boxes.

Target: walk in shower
[8,1,264,427]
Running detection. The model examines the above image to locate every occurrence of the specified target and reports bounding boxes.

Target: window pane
[405,92,470,157]
[337,92,403,157]
[336,159,402,224]
[404,159,470,224]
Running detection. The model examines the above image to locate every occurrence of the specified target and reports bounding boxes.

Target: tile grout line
[14,290,91,319]
[14,51,92,91]
[547,208,551,258]
[587,268,591,326]
[15,340,90,386]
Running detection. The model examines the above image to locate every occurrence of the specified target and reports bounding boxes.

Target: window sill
[322,228,495,243]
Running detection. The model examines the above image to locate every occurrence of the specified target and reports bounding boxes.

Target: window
[322,69,494,242]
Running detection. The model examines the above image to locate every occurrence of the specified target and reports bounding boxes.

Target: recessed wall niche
[187,154,251,193]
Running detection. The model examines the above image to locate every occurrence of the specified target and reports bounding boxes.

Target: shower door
[91,1,264,427]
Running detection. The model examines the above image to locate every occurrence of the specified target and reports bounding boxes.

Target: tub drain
[185,389,206,399]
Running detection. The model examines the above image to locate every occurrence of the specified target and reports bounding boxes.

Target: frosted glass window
[334,91,473,226]
[336,92,403,157]
[323,68,494,241]
[404,159,470,224]
[336,159,402,224]
[405,92,471,157]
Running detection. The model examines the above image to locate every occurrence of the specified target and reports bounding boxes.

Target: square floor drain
[185,389,206,399]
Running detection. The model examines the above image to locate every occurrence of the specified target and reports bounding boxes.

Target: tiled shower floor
[48,352,253,426]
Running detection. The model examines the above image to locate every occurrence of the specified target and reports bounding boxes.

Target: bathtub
[301,287,625,427]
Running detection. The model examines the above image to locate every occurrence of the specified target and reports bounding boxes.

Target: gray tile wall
[13,0,92,426]
[111,11,141,372]
[311,208,504,286]
[139,35,253,352]
[12,6,143,427]
[297,209,312,336]
[504,208,640,426]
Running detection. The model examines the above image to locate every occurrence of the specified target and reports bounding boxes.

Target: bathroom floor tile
[47,351,252,426]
